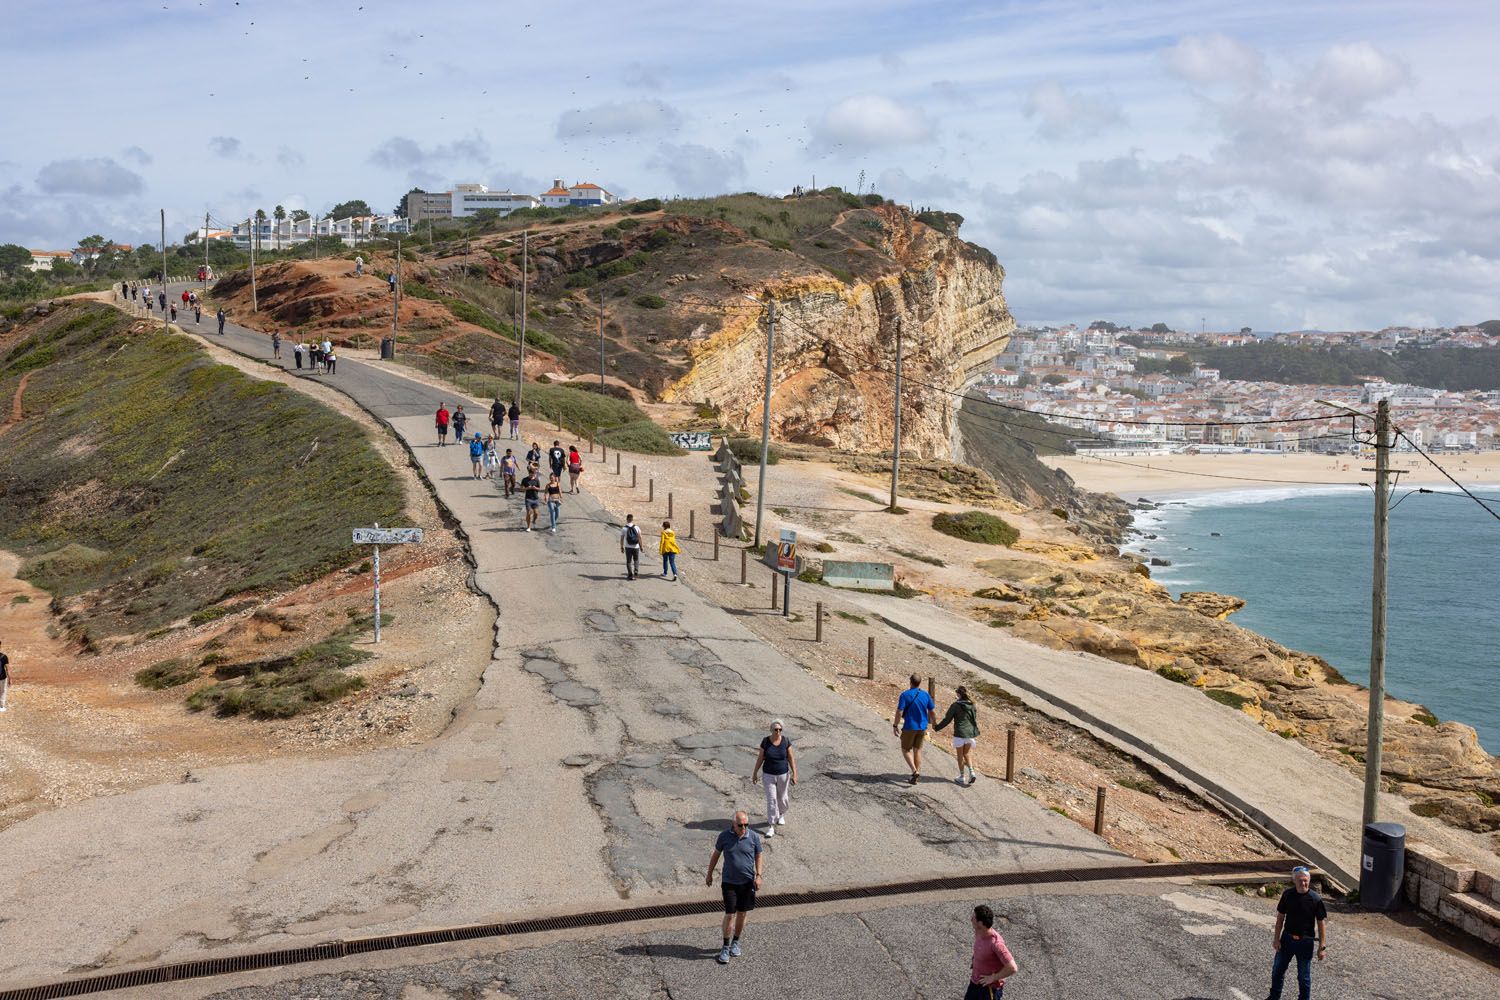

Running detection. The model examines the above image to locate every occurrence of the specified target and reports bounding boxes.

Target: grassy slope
[0,303,403,643]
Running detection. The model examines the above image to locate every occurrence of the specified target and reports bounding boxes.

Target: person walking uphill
[489,398,505,438]
[452,405,468,443]
[435,403,451,446]
[0,639,10,711]
[545,472,563,532]
[705,810,763,965]
[469,433,485,480]
[217,308,226,335]
[966,904,1018,999]
[1264,865,1328,1000]
[892,673,935,784]
[567,445,583,493]
[659,521,680,581]
[933,686,981,785]
[750,720,797,834]
[547,440,566,482]
[508,400,521,439]
[620,514,643,579]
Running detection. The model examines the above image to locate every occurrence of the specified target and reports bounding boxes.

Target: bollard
[667,492,673,519]
[1094,787,1107,835]
[866,636,875,679]
[602,443,608,463]
[648,479,655,503]
[589,431,595,454]
[555,410,562,430]
[771,569,778,609]
[815,601,823,642]
[927,676,935,698]
[631,465,637,488]
[740,547,748,584]
[616,452,621,475]
[1006,728,1017,782]
[689,509,695,539]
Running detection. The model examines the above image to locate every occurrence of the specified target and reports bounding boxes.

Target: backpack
[626,524,640,547]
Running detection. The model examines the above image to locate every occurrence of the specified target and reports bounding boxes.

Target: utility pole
[248,215,258,312]
[1363,397,1392,827]
[753,298,776,549]
[203,211,209,279]
[390,237,401,358]
[598,285,606,388]
[515,230,528,410]
[313,214,320,261]
[159,210,168,333]
[890,316,903,511]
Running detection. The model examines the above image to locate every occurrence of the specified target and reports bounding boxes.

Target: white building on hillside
[451,184,541,218]
[539,178,615,208]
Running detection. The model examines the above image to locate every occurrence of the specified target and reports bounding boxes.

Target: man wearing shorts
[520,466,542,531]
[892,673,935,784]
[705,810,762,965]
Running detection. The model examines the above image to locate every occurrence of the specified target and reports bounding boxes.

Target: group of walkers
[122,281,223,331]
[619,513,680,580]
[288,337,337,374]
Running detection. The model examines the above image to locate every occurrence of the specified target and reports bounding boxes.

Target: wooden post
[616,452,621,475]
[1005,728,1017,782]
[866,636,875,679]
[815,601,823,642]
[740,547,748,584]
[713,528,720,561]
[648,478,655,503]
[631,465,637,488]
[602,442,608,463]
[770,569,778,609]
[1094,787,1107,835]
[688,509,695,539]
[589,430,595,454]
[927,676,935,699]
[667,492,673,519]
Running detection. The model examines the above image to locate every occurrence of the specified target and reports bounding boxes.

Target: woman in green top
[933,685,980,786]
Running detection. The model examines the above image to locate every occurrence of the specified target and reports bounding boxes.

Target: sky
[3,0,1499,331]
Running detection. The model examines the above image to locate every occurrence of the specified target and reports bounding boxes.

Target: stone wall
[1403,842,1500,948]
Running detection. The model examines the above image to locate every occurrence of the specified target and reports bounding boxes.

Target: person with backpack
[567,446,583,493]
[489,399,505,438]
[620,514,642,580]
[469,433,485,480]
[933,685,981,785]
[158,290,166,311]
[217,308,226,334]
[508,400,521,439]
[658,520,680,581]
[452,405,468,443]
[435,403,451,446]
[500,449,519,497]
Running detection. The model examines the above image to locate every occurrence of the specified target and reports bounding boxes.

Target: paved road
[858,597,1499,887]
[124,883,1500,999]
[0,292,1120,984]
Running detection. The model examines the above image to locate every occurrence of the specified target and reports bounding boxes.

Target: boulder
[1176,591,1245,620]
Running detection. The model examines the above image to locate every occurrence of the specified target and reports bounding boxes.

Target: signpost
[352,524,423,643]
[762,530,799,616]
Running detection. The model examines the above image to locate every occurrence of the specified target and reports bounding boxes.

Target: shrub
[931,511,1019,546]
[634,293,666,309]
[601,226,621,239]
[616,218,641,230]
[136,658,200,690]
[728,437,778,465]
[597,257,637,279]
[769,238,792,251]
[826,266,854,284]
[630,198,663,214]
[1205,689,1252,711]
[565,270,597,287]
[645,229,676,250]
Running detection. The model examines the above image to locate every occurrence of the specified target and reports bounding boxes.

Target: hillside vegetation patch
[932,511,1020,546]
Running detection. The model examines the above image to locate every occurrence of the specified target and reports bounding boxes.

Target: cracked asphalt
[0,306,1119,985]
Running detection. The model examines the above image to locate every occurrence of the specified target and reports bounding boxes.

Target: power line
[1393,429,1500,523]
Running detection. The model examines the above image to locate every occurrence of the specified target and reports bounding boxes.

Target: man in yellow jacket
[659,521,681,581]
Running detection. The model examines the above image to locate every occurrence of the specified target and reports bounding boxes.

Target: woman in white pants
[750,719,797,835]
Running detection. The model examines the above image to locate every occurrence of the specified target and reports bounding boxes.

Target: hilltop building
[451,184,541,218]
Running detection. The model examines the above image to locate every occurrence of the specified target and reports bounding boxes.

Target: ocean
[1127,486,1500,753]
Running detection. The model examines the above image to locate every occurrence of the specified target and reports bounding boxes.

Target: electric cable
[1392,429,1500,523]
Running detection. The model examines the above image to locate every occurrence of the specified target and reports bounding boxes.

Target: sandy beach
[1044,450,1500,498]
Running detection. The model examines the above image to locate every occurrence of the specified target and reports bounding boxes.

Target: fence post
[688,509,694,539]
[740,548,748,584]
[616,452,622,475]
[1094,787,1107,835]
[1006,728,1017,782]
[770,569,778,609]
[602,442,608,463]
[815,601,823,642]
[667,492,673,519]
[866,637,875,679]
[589,430,595,453]
[631,465,637,488]
[927,676,935,699]
[648,478,655,504]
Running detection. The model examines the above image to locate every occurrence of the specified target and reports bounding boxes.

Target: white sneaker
[776,816,786,825]
[765,825,775,837]
[954,775,966,785]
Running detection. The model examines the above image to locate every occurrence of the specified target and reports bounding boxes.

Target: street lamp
[745,294,774,549]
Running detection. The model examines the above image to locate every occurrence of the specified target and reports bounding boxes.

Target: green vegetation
[630,198,663,214]
[1411,708,1440,727]
[9,594,31,605]
[522,382,681,455]
[1205,689,1253,711]
[1117,777,1161,795]
[186,617,376,718]
[445,277,570,355]
[814,541,835,553]
[835,610,867,624]
[1166,342,1500,392]
[135,658,201,690]
[892,546,945,566]
[838,487,882,505]
[663,191,858,245]
[634,293,667,309]
[0,303,403,641]
[1410,802,1444,818]
[728,437,778,465]
[1156,664,1195,684]
[932,511,1019,546]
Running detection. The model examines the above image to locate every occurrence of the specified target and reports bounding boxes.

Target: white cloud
[36,158,145,197]
[648,143,746,196]
[555,100,682,139]
[1162,33,1265,87]
[1302,42,1410,108]
[1024,82,1124,141]
[208,136,243,158]
[368,133,490,170]
[277,147,306,169]
[121,145,153,166]
[622,62,668,90]
[808,95,933,156]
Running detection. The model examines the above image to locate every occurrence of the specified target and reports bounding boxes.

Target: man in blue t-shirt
[892,673,936,784]
[705,811,763,964]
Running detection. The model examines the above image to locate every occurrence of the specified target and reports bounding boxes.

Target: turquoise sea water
[1128,486,1500,752]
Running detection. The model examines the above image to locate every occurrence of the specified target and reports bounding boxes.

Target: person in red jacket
[435,403,451,446]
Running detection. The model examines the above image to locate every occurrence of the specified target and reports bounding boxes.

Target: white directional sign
[353,527,423,545]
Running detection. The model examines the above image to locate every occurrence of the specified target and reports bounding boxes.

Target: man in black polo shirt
[1265,865,1327,1000]
[705,810,763,965]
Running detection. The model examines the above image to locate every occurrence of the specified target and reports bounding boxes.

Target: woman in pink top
[967,904,1018,999]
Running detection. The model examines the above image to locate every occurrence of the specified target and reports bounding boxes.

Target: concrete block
[1419,877,1447,915]
[1437,862,1477,893]
[1492,877,1500,907]
[1404,849,1434,880]
[1438,898,1464,925]
[1403,873,1421,906]
[1474,870,1494,897]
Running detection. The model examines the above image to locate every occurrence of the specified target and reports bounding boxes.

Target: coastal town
[982,323,1500,454]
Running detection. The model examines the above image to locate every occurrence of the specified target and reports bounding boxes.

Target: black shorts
[721,881,756,914]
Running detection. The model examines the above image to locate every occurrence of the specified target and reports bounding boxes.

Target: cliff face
[665,207,1014,458]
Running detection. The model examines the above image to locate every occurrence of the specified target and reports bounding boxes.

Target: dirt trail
[0,371,32,433]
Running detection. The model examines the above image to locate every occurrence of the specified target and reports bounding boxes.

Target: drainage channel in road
[1,857,1298,1000]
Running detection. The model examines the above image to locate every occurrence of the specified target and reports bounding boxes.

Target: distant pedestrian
[452,405,468,442]
[435,403,451,446]
[658,520,680,580]
[144,295,153,313]
[520,466,542,531]
[933,685,980,785]
[547,439,566,481]
[567,446,583,493]
[501,449,518,497]
[169,303,177,321]
[324,349,336,374]
[620,514,642,579]
[750,719,797,834]
[354,255,363,276]
[525,441,542,468]
[489,398,505,437]
[309,342,322,370]
[507,400,520,439]
[158,290,166,311]
[469,433,485,480]
[121,281,129,299]
[130,284,138,301]
[483,436,498,479]
[271,330,282,359]
[293,341,304,370]
[193,305,201,324]
[966,904,1018,999]
[181,289,190,307]
[545,473,563,532]
[1265,866,1327,1000]
[705,810,763,965]
[0,639,9,712]
[388,271,396,294]
[217,308,225,335]
[320,338,332,366]
[892,673,935,784]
